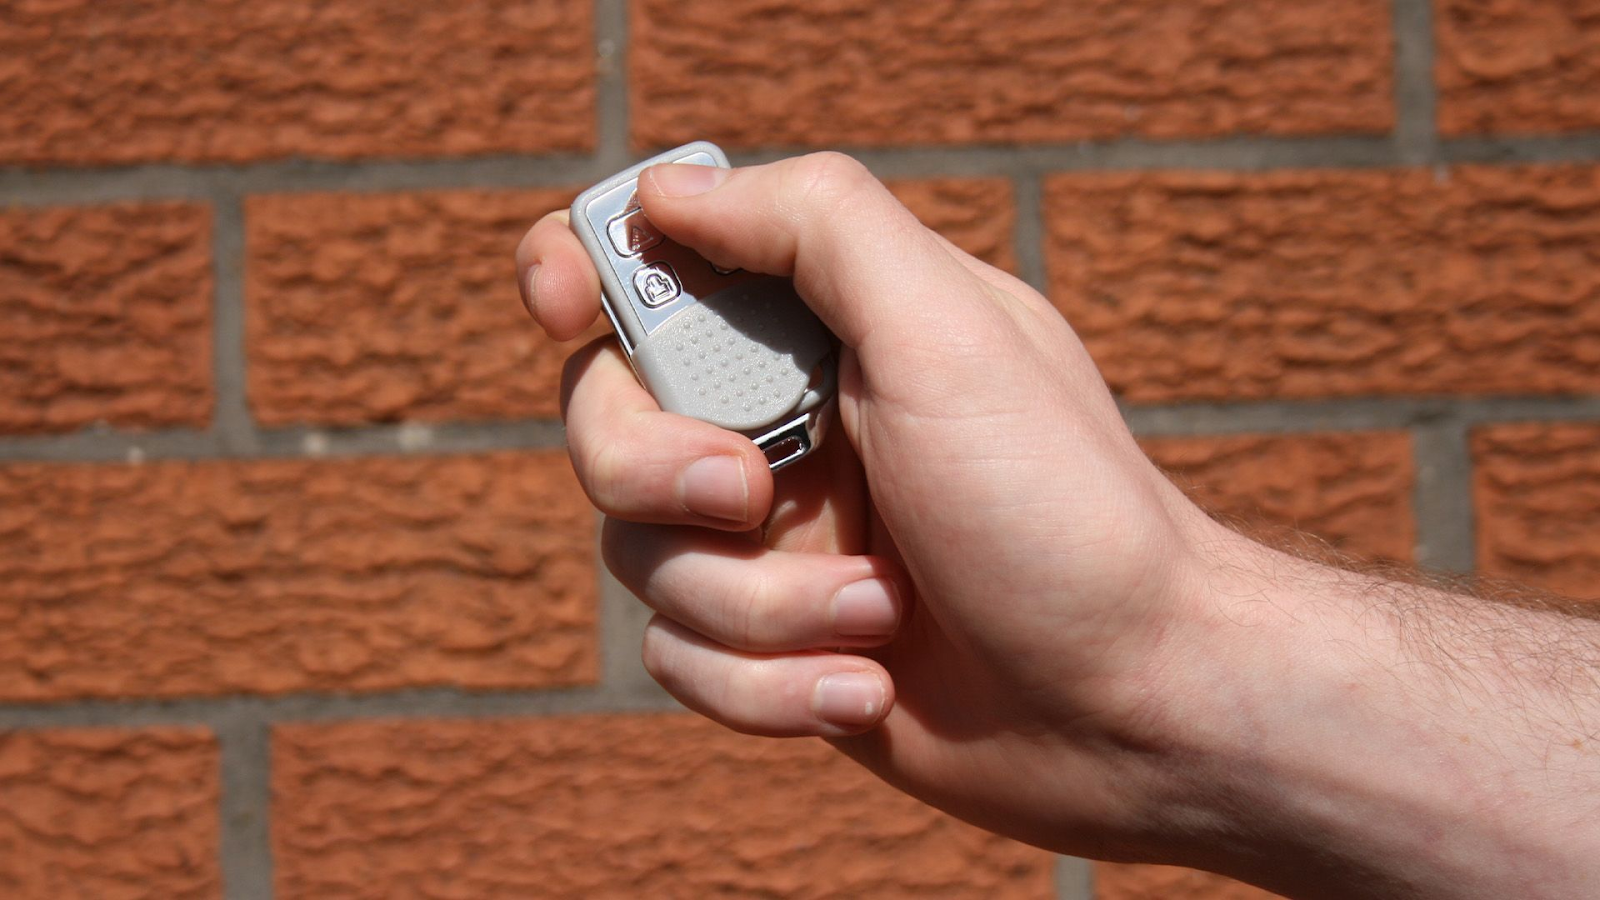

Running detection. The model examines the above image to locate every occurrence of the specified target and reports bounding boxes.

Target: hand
[520,153,1600,899]
[516,152,1224,858]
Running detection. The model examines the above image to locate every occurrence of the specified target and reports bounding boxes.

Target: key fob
[570,141,837,471]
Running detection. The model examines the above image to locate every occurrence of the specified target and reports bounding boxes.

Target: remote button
[633,262,681,307]
[608,208,663,257]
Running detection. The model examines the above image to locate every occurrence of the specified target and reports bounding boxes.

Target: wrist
[1150,528,1384,888]
[1092,518,1311,867]
[1052,508,1300,868]
[1103,520,1414,892]
[1140,520,1600,898]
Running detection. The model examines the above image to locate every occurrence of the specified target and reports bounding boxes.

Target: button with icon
[632,262,681,308]
[607,208,664,257]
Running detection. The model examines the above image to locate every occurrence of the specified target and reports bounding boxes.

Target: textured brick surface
[1096,863,1281,900]
[1143,432,1416,563]
[246,188,586,426]
[0,452,594,700]
[1473,423,1600,599]
[0,203,211,434]
[0,728,218,900]
[1046,165,1600,403]
[632,0,1393,149]
[1437,0,1600,136]
[273,714,1053,899]
[0,0,593,165]
[888,178,1017,274]
[246,178,1013,426]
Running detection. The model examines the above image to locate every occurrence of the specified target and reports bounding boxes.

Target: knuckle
[514,227,538,268]
[791,151,873,207]
[519,210,566,263]
[716,664,755,728]
[724,571,774,649]
[532,208,572,242]
[579,437,628,513]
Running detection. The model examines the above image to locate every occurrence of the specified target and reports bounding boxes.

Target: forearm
[1163,522,1600,899]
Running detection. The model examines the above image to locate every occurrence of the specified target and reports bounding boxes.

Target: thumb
[637,152,1007,356]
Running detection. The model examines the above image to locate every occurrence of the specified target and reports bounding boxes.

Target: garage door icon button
[633,262,681,308]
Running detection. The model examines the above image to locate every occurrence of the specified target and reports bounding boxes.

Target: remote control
[569,142,837,471]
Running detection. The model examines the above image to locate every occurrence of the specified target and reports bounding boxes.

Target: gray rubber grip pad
[631,279,832,432]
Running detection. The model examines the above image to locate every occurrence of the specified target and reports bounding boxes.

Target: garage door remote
[570,142,837,471]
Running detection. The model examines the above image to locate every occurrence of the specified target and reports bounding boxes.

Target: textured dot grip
[631,278,832,432]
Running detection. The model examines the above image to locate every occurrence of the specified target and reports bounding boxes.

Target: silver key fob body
[570,141,837,471]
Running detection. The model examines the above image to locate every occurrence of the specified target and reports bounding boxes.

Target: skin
[516,152,1600,898]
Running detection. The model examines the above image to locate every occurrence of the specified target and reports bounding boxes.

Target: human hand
[516,152,1600,900]
[515,153,1234,859]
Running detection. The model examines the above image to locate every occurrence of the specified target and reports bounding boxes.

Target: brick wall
[1,1,1597,897]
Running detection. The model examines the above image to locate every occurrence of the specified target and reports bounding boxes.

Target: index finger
[515,208,603,342]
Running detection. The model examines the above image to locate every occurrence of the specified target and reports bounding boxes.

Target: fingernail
[813,672,886,728]
[830,578,900,637]
[647,164,728,198]
[521,264,541,317]
[677,456,748,524]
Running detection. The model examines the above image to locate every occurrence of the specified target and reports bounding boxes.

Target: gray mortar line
[1443,132,1600,165]
[209,192,261,456]
[594,0,633,173]
[251,419,569,459]
[1411,415,1477,573]
[0,154,603,207]
[1121,395,1600,438]
[0,427,222,463]
[1056,856,1095,900]
[0,686,684,731]
[216,710,275,900]
[736,136,1403,177]
[598,546,671,702]
[1012,171,1050,294]
[0,420,566,463]
[1392,0,1440,164]
[9,133,1600,210]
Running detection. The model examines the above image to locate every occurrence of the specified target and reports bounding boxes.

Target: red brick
[1143,432,1416,563]
[0,452,595,701]
[1096,863,1281,900]
[888,178,1017,274]
[1437,0,1600,136]
[0,728,218,900]
[0,1,593,165]
[631,0,1393,149]
[1046,165,1600,403]
[272,713,1053,899]
[246,188,587,426]
[1473,423,1600,599]
[246,179,1013,427]
[0,203,211,434]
